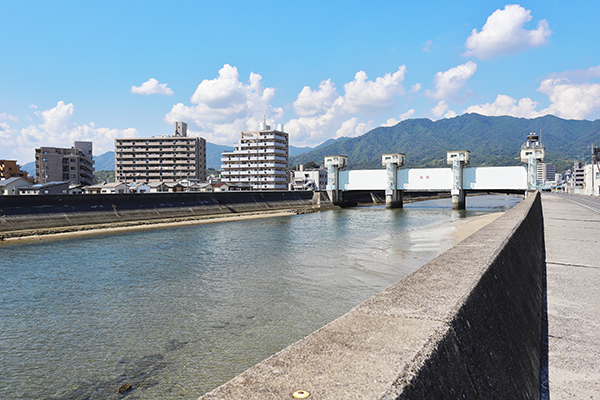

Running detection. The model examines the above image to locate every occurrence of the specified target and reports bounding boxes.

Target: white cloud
[293,79,338,117]
[537,78,600,120]
[430,100,449,117]
[410,83,422,94]
[546,66,600,81]
[286,66,407,145]
[426,61,477,101]
[445,110,458,118]
[165,64,283,145]
[464,73,600,120]
[463,4,551,60]
[341,67,406,114]
[0,101,138,163]
[464,94,541,118]
[383,109,415,126]
[131,78,174,96]
[0,113,18,122]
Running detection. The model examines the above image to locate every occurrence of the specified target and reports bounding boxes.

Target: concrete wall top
[200,192,544,399]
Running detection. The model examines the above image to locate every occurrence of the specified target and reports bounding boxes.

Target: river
[0,195,521,399]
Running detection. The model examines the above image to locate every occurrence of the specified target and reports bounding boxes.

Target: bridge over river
[323,132,546,210]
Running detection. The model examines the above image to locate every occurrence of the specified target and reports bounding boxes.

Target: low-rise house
[0,177,33,195]
[19,181,70,195]
[69,184,85,194]
[165,182,185,192]
[148,181,168,193]
[84,183,105,194]
[129,182,151,194]
[100,182,128,194]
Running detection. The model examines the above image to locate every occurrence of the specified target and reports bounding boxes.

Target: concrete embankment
[0,191,334,238]
[200,192,544,399]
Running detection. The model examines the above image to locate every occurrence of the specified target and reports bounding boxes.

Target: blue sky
[1,0,600,163]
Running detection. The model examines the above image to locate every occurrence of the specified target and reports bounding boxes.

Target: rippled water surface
[0,195,521,399]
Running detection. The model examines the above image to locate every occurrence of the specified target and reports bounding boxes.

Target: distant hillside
[21,161,35,177]
[290,114,600,173]
[289,145,313,156]
[94,151,115,171]
[206,142,234,169]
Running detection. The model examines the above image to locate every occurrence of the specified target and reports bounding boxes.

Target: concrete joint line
[546,217,600,223]
[563,198,600,214]
[546,261,600,269]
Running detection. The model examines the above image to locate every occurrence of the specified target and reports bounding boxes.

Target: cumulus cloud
[426,61,477,101]
[1,101,138,162]
[409,83,422,94]
[293,79,338,117]
[463,4,551,60]
[431,100,449,117]
[383,109,415,126]
[286,66,407,145]
[464,94,541,118]
[464,71,600,120]
[537,78,600,120]
[131,78,174,96]
[165,64,283,144]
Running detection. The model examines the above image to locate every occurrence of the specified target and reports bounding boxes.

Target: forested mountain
[290,114,600,173]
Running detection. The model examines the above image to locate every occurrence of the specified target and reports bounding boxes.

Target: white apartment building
[221,122,289,190]
[537,163,556,185]
[115,122,206,183]
[291,166,327,191]
[583,164,600,196]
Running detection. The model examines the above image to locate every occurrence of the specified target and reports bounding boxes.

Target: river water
[0,195,521,399]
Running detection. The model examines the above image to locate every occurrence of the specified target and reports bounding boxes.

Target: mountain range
[290,114,600,173]
[18,114,600,178]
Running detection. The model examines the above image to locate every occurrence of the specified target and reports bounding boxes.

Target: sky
[1,0,600,163]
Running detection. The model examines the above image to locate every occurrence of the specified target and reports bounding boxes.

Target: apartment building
[35,141,95,185]
[537,163,556,185]
[114,122,207,183]
[291,165,327,190]
[221,122,289,190]
[0,159,32,181]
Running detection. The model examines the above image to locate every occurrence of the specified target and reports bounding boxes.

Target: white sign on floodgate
[334,166,527,191]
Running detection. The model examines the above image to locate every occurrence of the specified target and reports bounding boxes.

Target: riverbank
[0,209,315,244]
[449,211,505,244]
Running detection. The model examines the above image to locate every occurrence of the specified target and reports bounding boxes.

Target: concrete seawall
[0,191,332,235]
[200,192,544,399]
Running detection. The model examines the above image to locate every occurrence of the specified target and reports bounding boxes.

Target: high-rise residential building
[35,141,95,185]
[537,163,556,184]
[221,122,289,190]
[115,121,206,183]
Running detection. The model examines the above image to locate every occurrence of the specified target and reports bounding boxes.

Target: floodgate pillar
[325,155,347,205]
[382,153,405,208]
[447,150,470,210]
